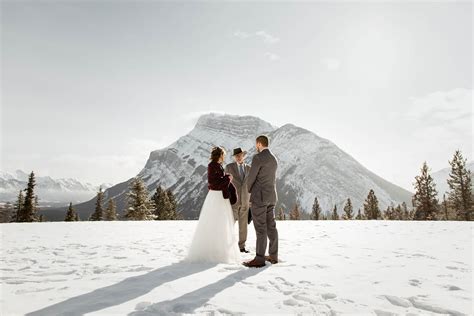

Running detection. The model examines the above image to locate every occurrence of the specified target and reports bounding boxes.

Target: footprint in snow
[321,293,337,300]
[382,295,412,308]
[409,279,421,287]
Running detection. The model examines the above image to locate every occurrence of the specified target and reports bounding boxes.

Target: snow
[0,170,110,206]
[133,114,413,220]
[1,221,472,315]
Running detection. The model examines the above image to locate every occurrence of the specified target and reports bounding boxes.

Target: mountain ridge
[39,113,413,220]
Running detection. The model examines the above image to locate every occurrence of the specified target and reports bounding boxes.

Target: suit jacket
[246,148,278,206]
[225,162,251,210]
[208,161,237,204]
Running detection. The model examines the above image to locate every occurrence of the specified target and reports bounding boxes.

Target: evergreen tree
[125,177,156,220]
[12,190,24,222]
[39,214,45,222]
[413,162,439,220]
[383,206,395,220]
[0,202,13,223]
[21,171,38,222]
[289,204,300,220]
[393,204,403,220]
[104,198,118,221]
[364,189,380,220]
[355,208,363,220]
[166,189,180,220]
[401,202,410,220]
[90,186,105,221]
[331,204,339,220]
[447,150,473,221]
[342,198,354,220]
[33,195,40,222]
[65,202,76,221]
[166,189,177,218]
[152,186,169,220]
[441,194,450,221]
[276,207,285,220]
[74,213,80,221]
[310,197,322,220]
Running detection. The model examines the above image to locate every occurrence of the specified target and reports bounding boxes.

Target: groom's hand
[228,174,233,181]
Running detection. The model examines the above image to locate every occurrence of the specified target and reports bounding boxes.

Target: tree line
[0,149,471,222]
[1,175,180,222]
[278,150,472,221]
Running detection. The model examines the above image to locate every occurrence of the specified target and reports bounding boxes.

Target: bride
[185,146,241,264]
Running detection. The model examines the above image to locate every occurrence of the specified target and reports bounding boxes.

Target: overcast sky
[1,1,472,191]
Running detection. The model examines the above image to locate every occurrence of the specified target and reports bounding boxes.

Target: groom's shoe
[240,248,250,253]
[242,258,266,268]
[265,255,278,264]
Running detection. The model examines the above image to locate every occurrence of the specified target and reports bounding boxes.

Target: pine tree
[90,186,105,221]
[276,207,285,220]
[310,197,322,220]
[289,204,300,220]
[413,162,439,220]
[125,177,156,220]
[39,214,45,222]
[21,171,38,222]
[342,198,353,220]
[104,198,118,221]
[12,190,24,222]
[0,202,13,223]
[166,189,181,220]
[401,202,410,220]
[65,202,76,221]
[447,150,473,221]
[331,205,339,220]
[363,189,380,220]
[152,186,168,220]
[166,189,180,220]
[355,208,363,220]
[33,195,40,222]
[441,194,450,221]
[383,206,395,220]
[74,213,80,221]
[393,204,403,220]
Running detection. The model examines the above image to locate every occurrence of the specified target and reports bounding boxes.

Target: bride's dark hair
[210,146,225,163]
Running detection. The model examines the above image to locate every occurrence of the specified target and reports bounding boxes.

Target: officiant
[225,147,251,253]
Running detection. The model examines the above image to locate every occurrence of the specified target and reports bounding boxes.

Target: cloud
[402,88,473,154]
[255,30,280,44]
[405,88,472,127]
[233,30,251,39]
[233,30,280,44]
[264,52,280,61]
[321,58,341,71]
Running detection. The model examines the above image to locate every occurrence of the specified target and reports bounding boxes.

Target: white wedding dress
[185,190,241,264]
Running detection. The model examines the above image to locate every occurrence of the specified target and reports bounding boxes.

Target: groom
[243,135,279,268]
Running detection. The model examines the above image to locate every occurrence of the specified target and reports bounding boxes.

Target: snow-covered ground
[1,221,472,315]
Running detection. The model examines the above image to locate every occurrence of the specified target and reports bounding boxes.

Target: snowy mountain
[431,161,474,199]
[49,113,413,221]
[0,170,111,207]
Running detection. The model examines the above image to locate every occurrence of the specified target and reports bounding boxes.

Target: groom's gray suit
[246,148,279,264]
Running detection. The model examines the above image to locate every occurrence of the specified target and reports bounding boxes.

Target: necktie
[239,164,245,179]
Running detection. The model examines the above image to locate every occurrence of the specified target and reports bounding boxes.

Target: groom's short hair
[256,135,269,147]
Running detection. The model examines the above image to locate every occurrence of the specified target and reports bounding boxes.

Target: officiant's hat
[232,147,247,156]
